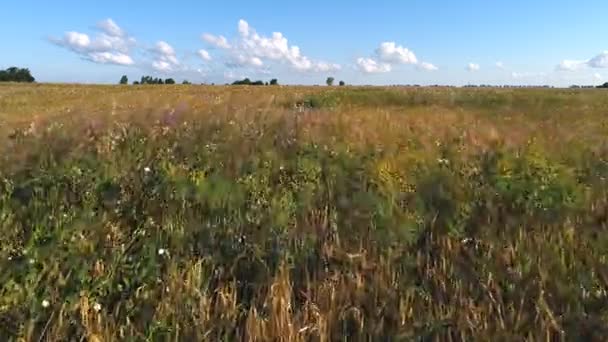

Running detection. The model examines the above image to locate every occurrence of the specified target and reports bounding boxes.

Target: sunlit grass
[1,84,608,340]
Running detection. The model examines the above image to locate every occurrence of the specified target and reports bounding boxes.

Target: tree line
[122,75,192,85]
[0,67,35,83]
[231,78,279,86]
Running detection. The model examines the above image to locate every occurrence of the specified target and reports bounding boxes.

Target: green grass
[1,84,608,341]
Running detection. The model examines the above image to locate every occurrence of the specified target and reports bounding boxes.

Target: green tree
[270,78,278,85]
[0,67,35,83]
[182,80,191,85]
[339,80,345,86]
[326,77,335,86]
[165,78,176,84]
[119,75,129,85]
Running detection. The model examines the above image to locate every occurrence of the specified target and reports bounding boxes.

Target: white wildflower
[41,299,50,308]
[158,248,166,256]
[461,237,473,244]
[437,158,450,166]
[93,302,102,312]
[144,167,151,173]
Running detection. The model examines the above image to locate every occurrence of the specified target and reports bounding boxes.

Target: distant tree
[0,67,35,83]
[157,78,164,84]
[182,80,191,85]
[270,78,278,85]
[326,77,335,86]
[339,80,345,86]
[119,75,128,85]
[265,82,269,86]
[597,82,608,89]
[232,78,251,85]
[133,81,140,85]
[231,78,265,86]
[165,78,176,84]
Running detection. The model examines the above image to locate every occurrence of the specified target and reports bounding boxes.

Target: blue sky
[1,0,607,86]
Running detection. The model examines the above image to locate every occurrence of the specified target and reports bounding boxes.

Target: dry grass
[1,84,608,341]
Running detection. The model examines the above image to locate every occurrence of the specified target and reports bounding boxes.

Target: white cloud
[495,61,504,69]
[202,19,340,72]
[376,42,418,64]
[64,32,91,50]
[151,41,179,72]
[315,62,342,72]
[89,52,134,65]
[97,19,125,37]
[356,57,392,73]
[594,72,603,80]
[238,19,250,37]
[155,41,175,57]
[557,51,608,72]
[467,63,480,71]
[198,49,212,61]
[418,61,438,71]
[152,61,172,72]
[51,19,135,66]
[227,54,264,68]
[202,34,231,49]
[588,51,608,68]
[557,59,587,71]
[356,42,434,74]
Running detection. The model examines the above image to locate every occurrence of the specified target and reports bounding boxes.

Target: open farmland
[1,83,608,340]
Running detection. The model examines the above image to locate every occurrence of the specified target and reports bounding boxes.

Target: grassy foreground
[1,84,608,340]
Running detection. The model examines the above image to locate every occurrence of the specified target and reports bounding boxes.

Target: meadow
[1,83,608,341]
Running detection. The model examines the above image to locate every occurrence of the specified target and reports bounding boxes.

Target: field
[1,83,608,340]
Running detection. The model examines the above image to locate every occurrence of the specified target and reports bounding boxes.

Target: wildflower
[41,299,50,308]
[279,165,285,171]
[158,248,166,256]
[28,258,35,265]
[93,302,102,312]
[437,158,450,166]
[144,167,151,173]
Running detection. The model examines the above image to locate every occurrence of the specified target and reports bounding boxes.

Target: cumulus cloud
[89,52,134,65]
[467,63,480,71]
[588,51,608,68]
[418,61,438,71]
[495,61,504,69]
[594,72,603,80]
[356,42,434,74]
[202,19,340,72]
[557,51,608,71]
[96,18,125,37]
[202,33,231,49]
[50,19,135,66]
[226,54,264,68]
[375,42,418,64]
[197,49,212,61]
[356,57,392,73]
[151,41,180,72]
[557,59,587,71]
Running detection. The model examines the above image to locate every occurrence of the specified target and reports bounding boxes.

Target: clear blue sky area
[1,0,606,86]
